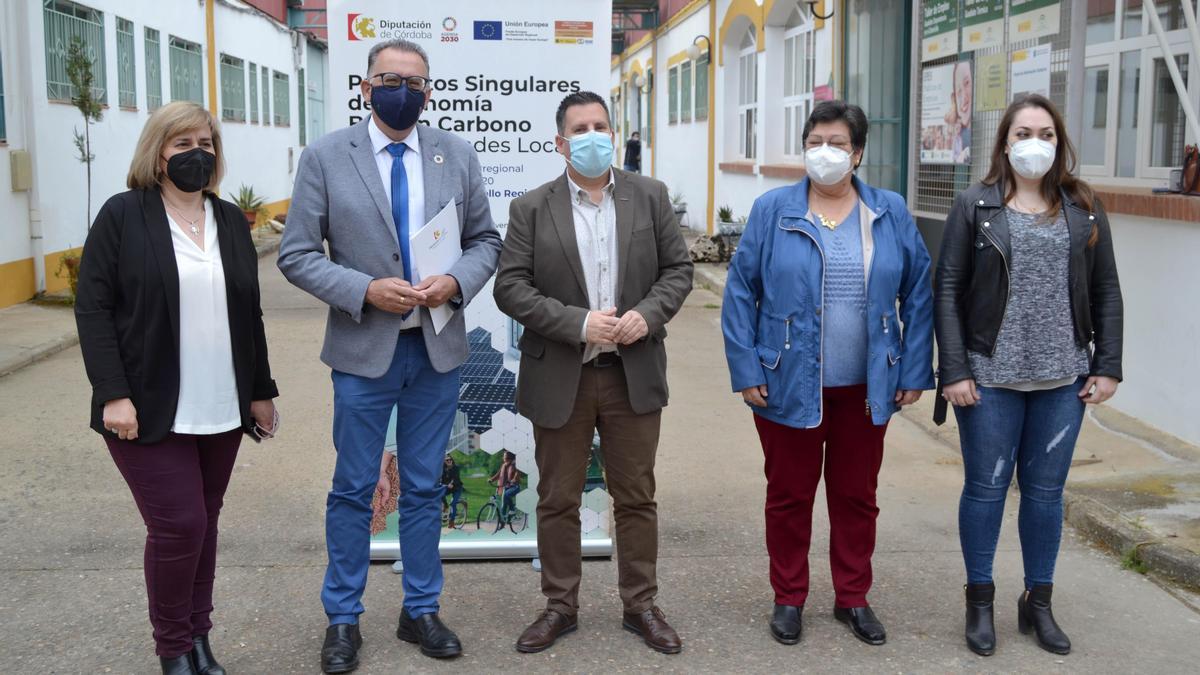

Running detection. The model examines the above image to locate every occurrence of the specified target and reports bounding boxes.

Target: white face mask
[1007,138,1056,180]
[804,144,854,186]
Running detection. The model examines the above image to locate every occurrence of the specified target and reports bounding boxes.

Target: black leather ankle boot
[160,653,198,675]
[964,583,996,656]
[191,635,226,674]
[1018,584,1071,655]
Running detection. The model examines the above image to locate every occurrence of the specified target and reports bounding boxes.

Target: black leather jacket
[934,181,1124,397]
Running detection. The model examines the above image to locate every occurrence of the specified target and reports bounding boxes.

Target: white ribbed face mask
[804,144,853,185]
[1007,138,1056,179]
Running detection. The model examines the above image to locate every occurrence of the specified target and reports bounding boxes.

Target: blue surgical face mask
[563,131,614,178]
[370,84,425,131]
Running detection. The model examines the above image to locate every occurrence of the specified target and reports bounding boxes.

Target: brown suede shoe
[622,606,682,654]
[515,609,578,653]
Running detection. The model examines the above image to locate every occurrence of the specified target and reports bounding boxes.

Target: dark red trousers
[106,428,242,657]
[754,385,888,608]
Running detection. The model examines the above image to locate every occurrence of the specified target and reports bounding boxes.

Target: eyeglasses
[370,72,431,92]
[804,139,853,152]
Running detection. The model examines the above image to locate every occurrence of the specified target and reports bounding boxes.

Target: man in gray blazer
[278,39,500,671]
[494,91,693,655]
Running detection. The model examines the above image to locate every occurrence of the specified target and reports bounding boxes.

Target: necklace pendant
[190,225,200,236]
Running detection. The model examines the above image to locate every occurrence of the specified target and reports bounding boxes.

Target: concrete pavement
[1,253,1198,673]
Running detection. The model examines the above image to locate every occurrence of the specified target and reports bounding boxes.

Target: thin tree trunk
[85,121,92,229]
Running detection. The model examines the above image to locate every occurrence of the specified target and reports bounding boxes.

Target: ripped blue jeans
[954,377,1085,589]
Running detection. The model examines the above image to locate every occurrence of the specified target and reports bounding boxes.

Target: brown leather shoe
[515,609,578,653]
[622,606,682,654]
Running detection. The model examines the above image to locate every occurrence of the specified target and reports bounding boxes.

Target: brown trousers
[532,363,662,616]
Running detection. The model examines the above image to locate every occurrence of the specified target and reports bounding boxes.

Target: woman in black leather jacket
[934,94,1122,658]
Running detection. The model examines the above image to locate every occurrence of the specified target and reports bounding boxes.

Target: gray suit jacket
[493,169,694,429]
[278,119,501,376]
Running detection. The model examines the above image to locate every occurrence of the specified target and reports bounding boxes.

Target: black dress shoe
[396,609,463,658]
[160,654,198,675]
[1018,584,1071,655]
[769,604,803,645]
[834,605,887,645]
[965,583,996,656]
[321,623,362,674]
[191,635,226,674]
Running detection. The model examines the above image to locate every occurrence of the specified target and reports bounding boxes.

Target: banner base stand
[371,537,613,561]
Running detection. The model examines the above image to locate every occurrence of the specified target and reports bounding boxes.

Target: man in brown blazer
[494,91,694,655]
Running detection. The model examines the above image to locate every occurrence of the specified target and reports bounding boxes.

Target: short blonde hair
[127,101,225,191]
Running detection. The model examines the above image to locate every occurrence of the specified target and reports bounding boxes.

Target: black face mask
[164,147,216,193]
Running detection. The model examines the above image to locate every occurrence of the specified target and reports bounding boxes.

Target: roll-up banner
[326,0,614,560]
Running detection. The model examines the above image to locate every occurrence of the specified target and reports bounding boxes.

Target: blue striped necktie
[385,142,413,318]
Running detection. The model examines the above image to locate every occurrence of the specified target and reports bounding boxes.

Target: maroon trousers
[106,428,242,657]
[754,385,888,609]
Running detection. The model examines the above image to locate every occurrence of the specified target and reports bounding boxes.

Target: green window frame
[1,46,7,142]
[681,60,693,123]
[668,65,679,124]
[116,17,135,108]
[273,70,289,126]
[248,62,258,123]
[261,67,271,126]
[145,27,162,110]
[694,52,709,121]
[168,35,203,104]
[298,68,307,145]
[219,53,245,121]
[43,0,107,104]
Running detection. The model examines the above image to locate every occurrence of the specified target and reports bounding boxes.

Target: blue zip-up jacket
[722,177,936,428]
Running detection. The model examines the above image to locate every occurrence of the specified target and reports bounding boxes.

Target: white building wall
[651,7,710,231]
[1107,215,1200,447]
[215,2,308,205]
[0,0,35,279]
[0,0,321,303]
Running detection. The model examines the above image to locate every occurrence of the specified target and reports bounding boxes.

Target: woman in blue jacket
[722,101,934,648]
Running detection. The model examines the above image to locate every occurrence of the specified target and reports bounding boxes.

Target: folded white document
[410,201,462,335]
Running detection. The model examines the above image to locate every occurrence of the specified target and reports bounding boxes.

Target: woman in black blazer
[75,101,278,675]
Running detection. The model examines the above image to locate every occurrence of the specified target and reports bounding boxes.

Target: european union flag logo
[473,20,502,40]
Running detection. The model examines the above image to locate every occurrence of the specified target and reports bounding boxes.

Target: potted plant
[670,190,687,216]
[715,205,745,262]
[233,184,268,228]
[57,250,83,300]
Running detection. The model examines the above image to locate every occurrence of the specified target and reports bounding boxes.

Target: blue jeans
[323,334,460,624]
[501,483,519,519]
[954,378,1085,589]
[446,485,464,522]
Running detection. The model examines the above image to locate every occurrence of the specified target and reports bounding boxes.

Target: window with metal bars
[261,67,271,125]
[220,54,245,121]
[43,0,107,104]
[298,68,307,144]
[248,62,258,123]
[145,27,161,110]
[168,36,203,104]
[273,70,290,126]
[116,17,135,108]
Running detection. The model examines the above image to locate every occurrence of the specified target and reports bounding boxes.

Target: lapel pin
[433,154,444,164]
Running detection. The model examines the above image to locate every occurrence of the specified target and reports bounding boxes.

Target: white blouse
[167,207,241,435]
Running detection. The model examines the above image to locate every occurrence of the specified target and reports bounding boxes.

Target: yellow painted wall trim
[205,0,218,117]
[667,47,706,69]
[762,0,826,30]
[706,2,717,235]
[0,258,37,308]
[659,0,710,34]
[621,32,655,61]
[262,198,290,221]
[718,0,765,66]
[45,246,83,295]
[623,59,645,81]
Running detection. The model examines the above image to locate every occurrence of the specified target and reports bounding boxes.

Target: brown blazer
[494,169,694,429]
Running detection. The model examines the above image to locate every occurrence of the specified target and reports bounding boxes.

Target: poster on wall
[975,52,1008,111]
[1011,44,1051,99]
[922,1,959,62]
[921,61,974,165]
[327,0,614,561]
[962,0,1005,53]
[1008,0,1061,42]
